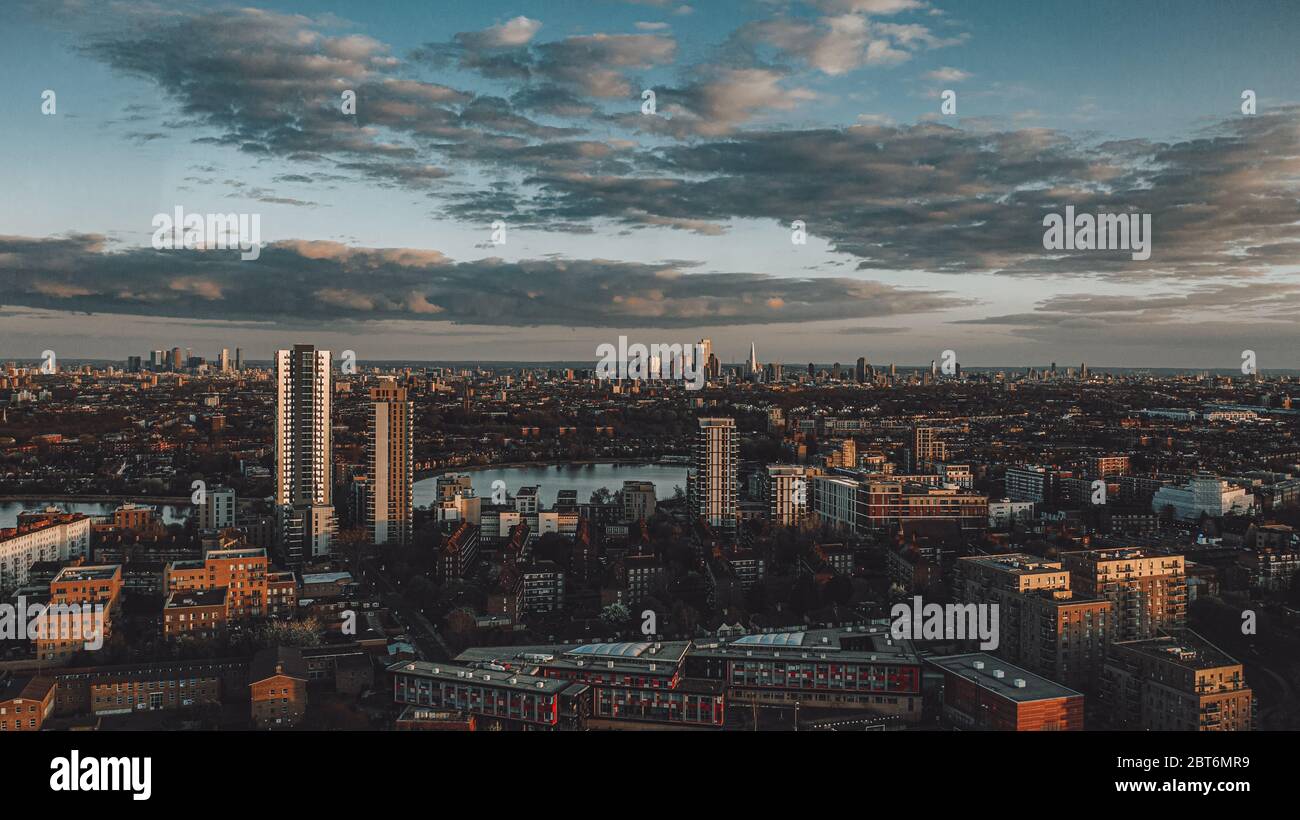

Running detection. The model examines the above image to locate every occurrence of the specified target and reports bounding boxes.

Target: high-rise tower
[687,417,738,534]
[368,379,413,546]
[275,345,335,563]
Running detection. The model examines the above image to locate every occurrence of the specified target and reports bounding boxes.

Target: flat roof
[206,547,267,560]
[301,572,352,584]
[692,625,918,662]
[389,660,568,694]
[455,640,692,677]
[960,553,1064,575]
[929,653,1082,703]
[1111,630,1241,670]
[52,565,121,582]
[165,588,227,608]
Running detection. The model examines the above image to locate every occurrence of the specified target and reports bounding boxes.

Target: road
[358,555,453,663]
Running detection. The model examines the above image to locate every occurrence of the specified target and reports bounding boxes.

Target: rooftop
[455,640,692,677]
[0,674,55,704]
[961,553,1064,575]
[389,660,569,694]
[206,547,267,560]
[693,625,917,661]
[301,572,352,585]
[165,588,227,608]
[52,565,121,583]
[1111,629,1241,671]
[929,653,1082,703]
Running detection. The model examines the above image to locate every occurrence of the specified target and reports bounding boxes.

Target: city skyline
[2,1,1299,367]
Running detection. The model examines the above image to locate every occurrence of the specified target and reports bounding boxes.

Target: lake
[0,500,192,528]
[414,462,687,508]
[0,462,688,526]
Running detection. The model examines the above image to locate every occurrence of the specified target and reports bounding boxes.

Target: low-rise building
[250,646,308,729]
[0,674,56,731]
[689,625,922,722]
[163,588,228,640]
[929,653,1084,731]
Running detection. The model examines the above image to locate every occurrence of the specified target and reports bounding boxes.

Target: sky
[2,0,1299,368]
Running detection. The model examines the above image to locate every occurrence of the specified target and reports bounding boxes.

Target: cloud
[419,26,676,98]
[621,67,816,137]
[923,66,970,83]
[458,16,542,49]
[736,4,963,75]
[0,234,966,329]
[81,8,573,188]
[476,108,1300,281]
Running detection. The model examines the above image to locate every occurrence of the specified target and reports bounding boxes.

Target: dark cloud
[0,235,966,329]
[479,110,1300,280]
[80,8,585,188]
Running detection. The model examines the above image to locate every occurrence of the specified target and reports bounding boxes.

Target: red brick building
[165,547,269,620]
[250,646,308,729]
[163,588,228,640]
[930,653,1084,731]
[0,675,56,731]
[37,564,123,661]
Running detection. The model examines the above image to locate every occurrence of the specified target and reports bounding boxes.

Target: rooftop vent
[972,660,985,670]
[1013,679,1026,688]
[992,669,1005,679]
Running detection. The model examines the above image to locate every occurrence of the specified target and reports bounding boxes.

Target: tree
[600,602,631,626]
[253,617,322,649]
[443,607,478,651]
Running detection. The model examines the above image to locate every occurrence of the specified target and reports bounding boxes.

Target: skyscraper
[234,347,243,371]
[219,348,230,373]
[368,379,413,546]
[687,417,738,534]
[747,342,760,380]
[698,338,713,381]
[275,345,335,563]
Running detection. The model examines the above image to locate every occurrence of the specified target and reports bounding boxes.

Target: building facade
[368,379,414,546]
[687,418,738,534]
[275,344,335,563]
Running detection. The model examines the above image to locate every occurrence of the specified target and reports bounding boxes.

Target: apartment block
[1060,548,1185,641]
[1100,630,1252,731]
[165,547,270,620]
